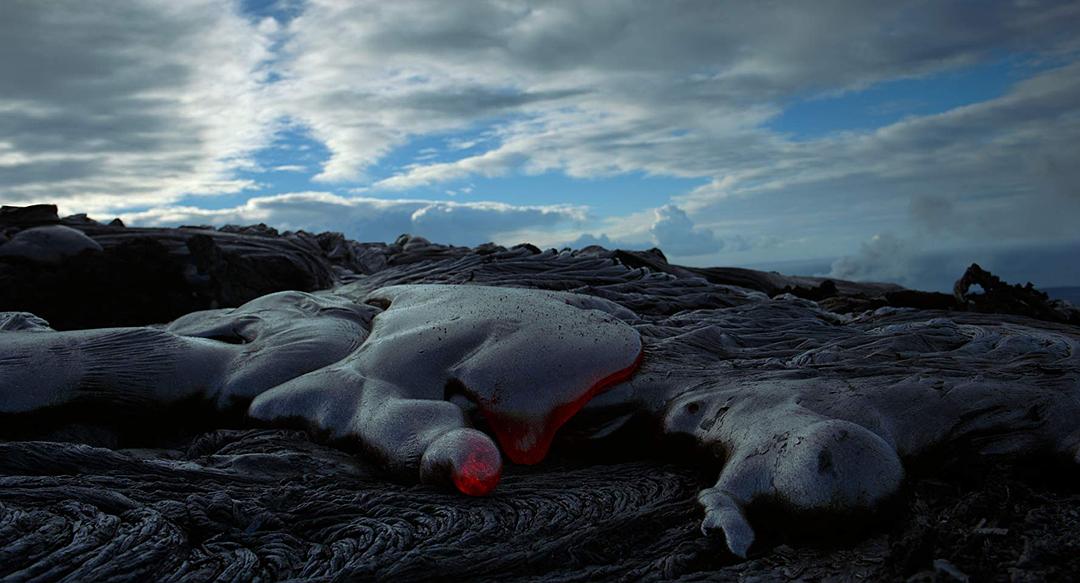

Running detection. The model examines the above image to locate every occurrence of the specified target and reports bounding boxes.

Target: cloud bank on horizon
[1,0,1078,291]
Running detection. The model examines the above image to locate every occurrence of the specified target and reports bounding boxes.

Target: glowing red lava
[483,348,645,465]
[452,450,502,496]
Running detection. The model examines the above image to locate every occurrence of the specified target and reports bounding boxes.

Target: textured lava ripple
[0,432,721,582]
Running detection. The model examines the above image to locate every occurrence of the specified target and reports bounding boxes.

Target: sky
[1,0,1079,292]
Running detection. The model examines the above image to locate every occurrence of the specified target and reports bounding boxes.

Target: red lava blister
[452,449,502,496]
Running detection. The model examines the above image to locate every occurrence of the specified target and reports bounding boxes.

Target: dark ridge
[2,204,1075,328]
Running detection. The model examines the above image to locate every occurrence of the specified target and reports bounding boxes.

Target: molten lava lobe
[481,349,645,465]
[421,428,502,496]
[351,284,645,470]
[245,284,643,495]
[452,450,502,497]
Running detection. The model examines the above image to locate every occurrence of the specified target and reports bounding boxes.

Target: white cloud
[0,0,277,213]
[828,233,917,285]
[373,147,527,190]
[2,0,1078,269]
[269,0,1080,263]
[567,233,617,249]
[649,205,724,257]
[121,192,586,247]
[279,0,1079,190]
[520,204,730,258]
[271,164,308,173]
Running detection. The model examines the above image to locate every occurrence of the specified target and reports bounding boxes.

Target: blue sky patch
[239,0,303,23]
[766,54,1042,140]
[173,126,333,210]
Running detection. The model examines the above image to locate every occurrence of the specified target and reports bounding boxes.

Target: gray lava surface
[1,210,1078,581]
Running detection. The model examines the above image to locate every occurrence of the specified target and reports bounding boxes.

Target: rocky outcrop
[4,204,1074,329]
[954,262,1080,325]
[0,206,337,329]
